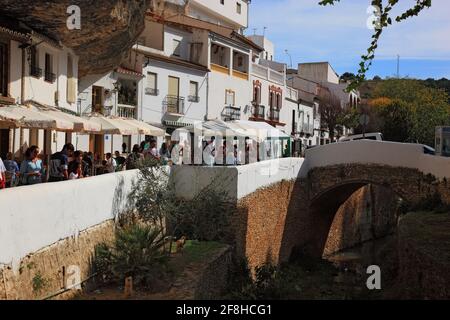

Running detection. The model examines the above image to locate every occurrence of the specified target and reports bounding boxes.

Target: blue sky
[246,0,450,79]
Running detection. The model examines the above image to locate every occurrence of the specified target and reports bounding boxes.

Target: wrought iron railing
[44,71,56,83]
[145,88,159,96]
[30,65,42,78]
[223,106,241,121]
[163,95,185,115]
[251,104,265,119]
[268,108,280,122]
[188,95,200,103]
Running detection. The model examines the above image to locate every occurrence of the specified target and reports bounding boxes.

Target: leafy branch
[318,0,432,90]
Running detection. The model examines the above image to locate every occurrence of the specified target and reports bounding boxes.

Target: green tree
[339,72,356,83]
[370,79,450,145]
[376,99,414,143]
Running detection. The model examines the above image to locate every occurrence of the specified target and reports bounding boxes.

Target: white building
[247,35,275,61]
[166,0,250,33]
[0,19,79,158]
[249,35,315,154]
[288,62,360,144]
[134,14,262,130]
[133,17,209,137]
[77,66,144,155]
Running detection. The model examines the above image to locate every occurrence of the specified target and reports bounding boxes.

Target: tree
[318,87,346,141]
[340,72,356,83]
[372,99,414,143]
[369,79,450,145]
[319,0,433,90]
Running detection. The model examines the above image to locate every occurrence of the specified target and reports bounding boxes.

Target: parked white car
[338,132,384,142]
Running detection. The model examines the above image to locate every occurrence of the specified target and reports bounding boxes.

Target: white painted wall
[6,39,79,156]
[189,0,249,31]
[304,140,450,179]
[208,68,252,120]
[142,60,208,125]
[0,170,139,269]
[78,71,143,155]
[172,157,304,200]
[247,35,275,61]
[298,62,340,84]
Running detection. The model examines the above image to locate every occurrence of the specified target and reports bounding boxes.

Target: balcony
[268,108,280,122]
[163,95,185,115]
[188,95,200,103]
[30,65,42,78]
[250,104,265,120]
[222,106,241,121]
[300,123,313,137]
[44,71,56,83]
[118,105,136,119]
[145,88,159,96]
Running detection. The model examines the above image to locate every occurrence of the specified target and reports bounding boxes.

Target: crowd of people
[0,139,169,189]
[0,136,288,189]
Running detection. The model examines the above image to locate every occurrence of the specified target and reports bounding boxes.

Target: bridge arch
[285,164,442,259]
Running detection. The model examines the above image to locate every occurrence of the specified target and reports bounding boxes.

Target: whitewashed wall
[142,60,208,125]
[304,140,450,179]
[0,170,139,269]
[172,158,304,200]
[189,0,249,30]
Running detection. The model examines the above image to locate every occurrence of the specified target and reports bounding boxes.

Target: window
[173,39,181,57]
[146,72,158,95]
[276,93,282,109]
[0,42,8,96]
[236,2,242,14]
[225,89,235,106]
[30,46,41,78]
[220,0,225,4]
[253,81,261,104]
[189,81,199,102]
[66,54,77,103]
[92,86,104,113]
[44,53,55,83]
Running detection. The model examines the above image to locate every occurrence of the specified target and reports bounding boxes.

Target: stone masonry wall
[0,220,115,300]
[324,185,399,256]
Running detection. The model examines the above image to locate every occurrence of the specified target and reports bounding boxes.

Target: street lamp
[284,49,293,69]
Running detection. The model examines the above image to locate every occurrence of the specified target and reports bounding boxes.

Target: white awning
[175,119,248,138]
[230,120,291,142]
[84,114,139,135]
[120,118,166,136]
[0,105,74,131]
[174,119,291,143]
[40,108,102,133]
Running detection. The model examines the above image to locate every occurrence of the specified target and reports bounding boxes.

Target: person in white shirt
[105,153,117,173]
[203,137,216,166]
[0,157,6,189]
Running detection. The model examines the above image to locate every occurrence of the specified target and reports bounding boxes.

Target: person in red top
[0,157,6,189]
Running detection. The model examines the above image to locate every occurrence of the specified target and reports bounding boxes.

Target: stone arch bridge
[175,140,450,269]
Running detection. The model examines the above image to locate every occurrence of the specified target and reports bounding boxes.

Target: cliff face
[0,0,153,76]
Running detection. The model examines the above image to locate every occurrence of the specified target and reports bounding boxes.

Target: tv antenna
[253,28,257,35]
[263,26,267,37]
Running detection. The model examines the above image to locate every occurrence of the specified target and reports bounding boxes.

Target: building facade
[0,19,79,158]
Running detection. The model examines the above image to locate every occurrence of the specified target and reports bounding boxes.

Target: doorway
[0,128,10,158]
[168,76,180,113]
[89,134,104,158]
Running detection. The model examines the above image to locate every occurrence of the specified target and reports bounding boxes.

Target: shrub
[94,224,168,288]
